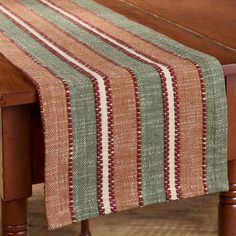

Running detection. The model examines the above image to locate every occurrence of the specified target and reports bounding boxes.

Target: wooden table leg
[219,160,236,236]
[80,220,92,236]
[0,105,32,236]
[1,198,28,236]
[218,73,236,235]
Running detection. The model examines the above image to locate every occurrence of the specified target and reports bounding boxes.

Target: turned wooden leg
[79,220,91,236]
[1,198,28,236]
[0,106,32,235]
[218,73,236,235]
[219,160,236,236]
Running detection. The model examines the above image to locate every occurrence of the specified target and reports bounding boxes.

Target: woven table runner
[0,0,228,230]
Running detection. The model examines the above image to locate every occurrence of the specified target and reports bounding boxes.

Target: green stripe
[0,14,100,220]
[21,0,167,205]
[72,0,228,193]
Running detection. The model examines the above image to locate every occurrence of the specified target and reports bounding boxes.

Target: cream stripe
[97,79,110,214]
[40,0,178,200]
[166,74,177,200]
[0,5,112,214]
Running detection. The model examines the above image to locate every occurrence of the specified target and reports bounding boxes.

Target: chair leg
[79,220,92,236]
[219,160,236,236]
[1,198,28,236]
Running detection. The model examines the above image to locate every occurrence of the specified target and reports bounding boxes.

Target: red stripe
[128,69,144,207]
[160,73,171,201]
[195,63,208,194]
[63,81,77,222]
[104,78,116,212]
[93,79,105,215]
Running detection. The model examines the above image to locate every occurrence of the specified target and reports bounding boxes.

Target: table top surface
[0,0,235,106]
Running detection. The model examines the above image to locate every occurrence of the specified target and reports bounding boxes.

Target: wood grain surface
[0,54,36,106]
[95,0,236,64]
[119,0,236,49]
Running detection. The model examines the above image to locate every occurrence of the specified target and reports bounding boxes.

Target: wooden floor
[24,184,218,236]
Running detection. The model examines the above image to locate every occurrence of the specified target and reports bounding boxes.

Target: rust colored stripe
[0,32,73,228]
[2,0,143,211]
[47,0,205,197]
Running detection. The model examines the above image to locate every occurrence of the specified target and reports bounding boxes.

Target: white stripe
[166,73,178,200]
[0,5,112,213]
[40,0,178,199]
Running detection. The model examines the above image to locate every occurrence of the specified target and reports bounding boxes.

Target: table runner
[0,0,228,230]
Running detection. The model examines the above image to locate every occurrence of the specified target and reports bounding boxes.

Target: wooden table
[0,1,235,235]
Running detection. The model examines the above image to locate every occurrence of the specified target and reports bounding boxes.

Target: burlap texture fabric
[0,0,228,229]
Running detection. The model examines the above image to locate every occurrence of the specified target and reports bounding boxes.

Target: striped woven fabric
[0,0,228,230]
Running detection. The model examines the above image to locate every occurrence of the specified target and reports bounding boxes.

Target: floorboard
[27,184,218,236]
